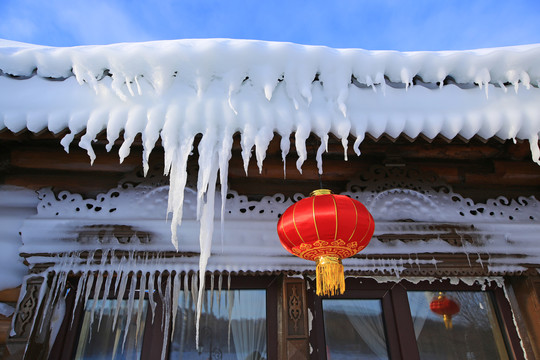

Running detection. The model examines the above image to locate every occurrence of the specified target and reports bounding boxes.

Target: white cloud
[0,0,152,46]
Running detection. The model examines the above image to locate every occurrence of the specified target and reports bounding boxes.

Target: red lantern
[430,292,460,329]
[277,189,374,296]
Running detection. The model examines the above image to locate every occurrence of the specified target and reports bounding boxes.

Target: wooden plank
[0,318,11,345]
[4,171,125,195]
[0,287,20,303]
[227,156,371,180]
[10,147,142,172]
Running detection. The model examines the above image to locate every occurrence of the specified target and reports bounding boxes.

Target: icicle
[47,293,66,359]
[191,272,198,310]
[148,271,157,323]
[122,274,137,350]
[160,273,172,360]
[98,270,113,329]
[170,272,181,339]
[71,271,88,326]
[316,135,328,174]
[477,253,485,269]
[184,271,189,308]
[89,270,104,327]
[156,272,165,325]
[195,156,219,349]
[353,133,364,156]
[227,275,234,351]
[90,249,108,324]
[113,270,130,329]
[341,138,348,161]
[39,271,60,334]
[135,271,147,342]
[114,256,127,297]
[219,134,234,253]
[209,273,215,315]
[280,135,290,179]
[52,271,67,308]
[217,272,223,309]
[167,136,196,250]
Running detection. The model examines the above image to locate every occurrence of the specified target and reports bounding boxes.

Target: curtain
[334,300,388,360]
[230,290,267,360]
[408,292,429,339]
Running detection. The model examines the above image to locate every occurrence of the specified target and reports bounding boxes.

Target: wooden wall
[1,131,540,203]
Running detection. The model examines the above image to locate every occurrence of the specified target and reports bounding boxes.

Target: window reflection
[75,299,148,360]
[323,299,389,360]
[169,289,267,360]
[407,291,509,360]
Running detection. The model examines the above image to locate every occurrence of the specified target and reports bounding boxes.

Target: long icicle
[122,274,137,351]
[38,271,60,334]
[135,271,147,342]
[227,273,233,351]
[148,270,157,323]
[71,270,88,327]
[160,273,172,360]
[113,270,130,329]
[99,270,114,330]
[170,272,181,340]
[209,272,215,315]
[89,270,103,327]
[217,272,223,312]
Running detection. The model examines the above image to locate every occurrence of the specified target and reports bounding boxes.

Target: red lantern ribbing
[277,189,374,296]
[430,292,461,329]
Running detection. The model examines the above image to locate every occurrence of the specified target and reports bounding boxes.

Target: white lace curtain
[230,290,267,360]
[333,298,429,360]
[172,289,266,360]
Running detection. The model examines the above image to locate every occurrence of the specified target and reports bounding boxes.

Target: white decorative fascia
[19,167,540,276]
[34,166,538,223]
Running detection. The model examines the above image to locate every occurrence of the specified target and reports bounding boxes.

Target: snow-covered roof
[1,39,540,170]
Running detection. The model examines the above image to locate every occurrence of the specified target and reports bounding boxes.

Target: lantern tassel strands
[316,256,345,296]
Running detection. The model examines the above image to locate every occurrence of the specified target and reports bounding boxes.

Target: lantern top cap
[310,189,333,196]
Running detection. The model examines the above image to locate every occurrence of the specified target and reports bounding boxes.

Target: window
[323,299,389,359]
[169,289,267,359]
[309,279,525,360]
[75,299,148,359]
[50,274,277,360]
[407,291,509,359]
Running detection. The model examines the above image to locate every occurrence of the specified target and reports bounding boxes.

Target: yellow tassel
[443,315,453,329]
[316,256,345,296]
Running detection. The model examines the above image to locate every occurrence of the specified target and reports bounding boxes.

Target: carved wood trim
[279,277,309,360]
[6,277,45,359]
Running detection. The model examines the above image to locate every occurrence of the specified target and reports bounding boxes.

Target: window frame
[308,278,525,360]
[50,273,278,360]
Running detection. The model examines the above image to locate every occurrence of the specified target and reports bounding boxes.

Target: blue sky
[1,0,539,51]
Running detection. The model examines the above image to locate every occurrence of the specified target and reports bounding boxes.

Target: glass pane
[169,289,267,360]
[407,291,509,360]
[75,298,148,360]
[323,299,389,360]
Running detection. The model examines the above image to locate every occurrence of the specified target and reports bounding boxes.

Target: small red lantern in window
[430,292,460,329]
[277,189,375,296]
